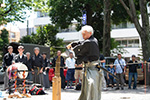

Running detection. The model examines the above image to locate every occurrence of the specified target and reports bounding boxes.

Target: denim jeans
[128,72,137,89]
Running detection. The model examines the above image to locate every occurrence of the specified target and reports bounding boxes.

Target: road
[0,84,150,100]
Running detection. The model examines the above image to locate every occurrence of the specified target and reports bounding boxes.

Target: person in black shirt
[42,52,50,90]
[2,46,15,90]
[52,50,65,89]
[31,47,44,86]
[14,46,27,65]
[26,52,32,81]
[128,55,138,89]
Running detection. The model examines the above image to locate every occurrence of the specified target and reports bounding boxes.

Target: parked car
[48,68,75,83]
[125,62,144,83]
[105,57,116,68]
[0,66,4,83]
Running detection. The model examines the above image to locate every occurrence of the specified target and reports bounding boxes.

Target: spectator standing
[14,46,27,65]
[52,50,65,89]
[114,53,126,90]
[42,52,50,90]
[31,47,44,86]
[107,63,116,88]
[2,46,15,90]
[100,54,107,90]
[26,52,32,81]
[65,52,75,89]
[128,55,138,89]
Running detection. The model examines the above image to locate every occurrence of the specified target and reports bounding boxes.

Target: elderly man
[31,47,44,86]
[2,46,15,90]
[67,25,102,100]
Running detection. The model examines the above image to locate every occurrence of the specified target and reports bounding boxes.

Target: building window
[116,39,139,48]
[10,32,15,38]
[112,22,135,29]
[37,11,48,18]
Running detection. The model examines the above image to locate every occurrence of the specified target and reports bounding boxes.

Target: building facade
[0,23,20,43]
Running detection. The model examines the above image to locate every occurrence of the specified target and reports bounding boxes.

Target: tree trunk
[120,0,150,61]
[85,4,93,26]
[103,0,111,56]
[138,0,150,61]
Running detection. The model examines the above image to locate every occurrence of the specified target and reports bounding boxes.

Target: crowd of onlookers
[2,45,140,91]
[2,46,83,91]
[103,53,139,90]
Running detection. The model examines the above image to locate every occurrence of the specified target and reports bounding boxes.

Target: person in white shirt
[65,52,76,89]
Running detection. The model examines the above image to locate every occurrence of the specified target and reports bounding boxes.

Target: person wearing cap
[42,52,50,90]
[114,53,126,90]
[128,55,138,89]
[26,52,32,81]
[31,47,44,86]
[14,46,27,65]
[2,46,16,90]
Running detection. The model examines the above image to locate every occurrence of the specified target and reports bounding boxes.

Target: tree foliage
[47,0,135,54]
[0,29,9,51]
[20,24,65,57]
[0,0,33,25]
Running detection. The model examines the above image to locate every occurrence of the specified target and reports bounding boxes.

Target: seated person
[107,63,116,88]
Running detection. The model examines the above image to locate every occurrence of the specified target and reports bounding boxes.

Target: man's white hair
[81,25,94,35]
[26,52,30,55]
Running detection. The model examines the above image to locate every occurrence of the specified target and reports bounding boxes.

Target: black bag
[29,85,46,95]
[75,83,81,90]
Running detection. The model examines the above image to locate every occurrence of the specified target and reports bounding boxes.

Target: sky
[14,10,37,29]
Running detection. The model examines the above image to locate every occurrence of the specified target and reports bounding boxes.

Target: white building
[111,28,142,58]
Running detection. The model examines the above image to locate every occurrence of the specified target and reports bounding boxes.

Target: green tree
[119,0,150,61]
[19,35,33,43]
[0,0,34,25]
[20,24,65,56]
[0,29,9,51]
[48,0,134,56]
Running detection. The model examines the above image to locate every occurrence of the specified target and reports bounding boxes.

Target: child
[107,63,116,88]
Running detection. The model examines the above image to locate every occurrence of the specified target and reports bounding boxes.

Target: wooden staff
[144,61,147,94]
[22,71,26,94]
[52,56,61,100]
[14,71,17,92]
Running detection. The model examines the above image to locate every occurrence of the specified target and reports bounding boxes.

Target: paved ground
[0,84,150,100]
